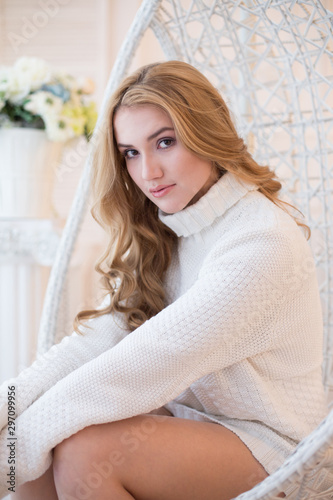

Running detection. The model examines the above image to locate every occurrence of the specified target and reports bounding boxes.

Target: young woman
[0,61,328,500]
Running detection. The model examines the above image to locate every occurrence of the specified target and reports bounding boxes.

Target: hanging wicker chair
[37,1,333,498]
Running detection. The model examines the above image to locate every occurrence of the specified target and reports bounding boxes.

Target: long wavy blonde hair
[74,60,309,334]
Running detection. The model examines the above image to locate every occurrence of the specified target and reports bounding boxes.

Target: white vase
[0,128,64,218]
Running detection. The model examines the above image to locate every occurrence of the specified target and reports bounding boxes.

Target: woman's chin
[152,198,189,214]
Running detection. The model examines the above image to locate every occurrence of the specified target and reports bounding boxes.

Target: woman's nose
[141,155,163,180]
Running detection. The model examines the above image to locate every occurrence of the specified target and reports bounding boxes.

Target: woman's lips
[150,185,175,198]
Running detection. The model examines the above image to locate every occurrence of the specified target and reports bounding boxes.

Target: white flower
[44,115,76,142]
[0,66,10,105]
[23,91,75,141]
[6,57,52,104]
[23,90,63,117]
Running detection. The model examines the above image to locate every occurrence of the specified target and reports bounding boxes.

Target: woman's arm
[0,305,129,432]
[0,228,309,496]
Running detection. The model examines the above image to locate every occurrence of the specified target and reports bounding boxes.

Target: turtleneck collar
[158,171,258,237]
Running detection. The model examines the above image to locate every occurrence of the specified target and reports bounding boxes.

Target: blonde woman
[0,61,328,500]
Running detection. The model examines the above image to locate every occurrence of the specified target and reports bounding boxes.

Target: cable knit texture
[0,172,328,497]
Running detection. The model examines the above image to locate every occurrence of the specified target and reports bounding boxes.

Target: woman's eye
[158,138,175,149]
[123,149,138,159]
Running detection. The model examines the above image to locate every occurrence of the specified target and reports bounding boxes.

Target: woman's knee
[52,425,114,493]
[53,429,84,490]
[52,416,152,493]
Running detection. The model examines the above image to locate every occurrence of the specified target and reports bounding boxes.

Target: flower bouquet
[0,57,98,218]
[0,57,97,142]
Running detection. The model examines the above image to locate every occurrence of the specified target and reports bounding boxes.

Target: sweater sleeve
[0,304,130,433]
[0,228,303,494]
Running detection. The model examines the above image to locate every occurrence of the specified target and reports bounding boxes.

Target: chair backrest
[37,0,333,401]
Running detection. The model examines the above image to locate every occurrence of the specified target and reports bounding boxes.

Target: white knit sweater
[0,172,329,497]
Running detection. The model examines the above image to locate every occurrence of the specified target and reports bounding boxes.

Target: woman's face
[114,104,218,214]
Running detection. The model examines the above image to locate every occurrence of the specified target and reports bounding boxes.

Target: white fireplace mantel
[0,218,60,383]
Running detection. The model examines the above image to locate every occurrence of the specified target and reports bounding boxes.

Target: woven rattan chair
[37,1,333,498]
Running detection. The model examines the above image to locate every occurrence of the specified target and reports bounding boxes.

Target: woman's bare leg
[10,408,171,500]
[53,414,271,500]
[11,464,58,500]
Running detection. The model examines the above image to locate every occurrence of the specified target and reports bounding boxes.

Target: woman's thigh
[53,413,269,500]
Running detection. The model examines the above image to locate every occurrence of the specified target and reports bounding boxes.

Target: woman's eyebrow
[117,127,174,148]
[118,142,134,148]
[147,127,174,141]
